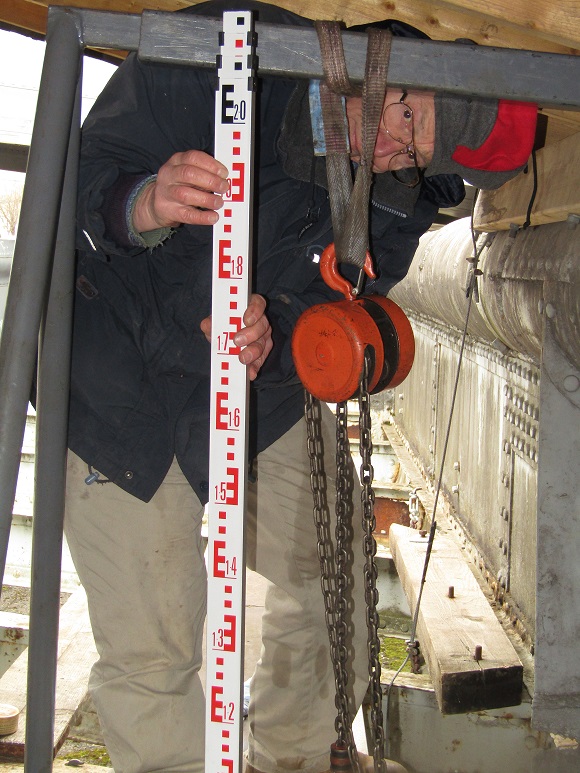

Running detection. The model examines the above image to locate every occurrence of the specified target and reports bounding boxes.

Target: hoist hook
[320,243,376,300]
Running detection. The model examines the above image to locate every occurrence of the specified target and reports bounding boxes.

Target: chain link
[305,348,386,773]
[359,352,386,773]
[304,391,358,762]
[335,399,359,767]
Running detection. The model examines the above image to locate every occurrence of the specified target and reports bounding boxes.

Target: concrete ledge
[0,587,97,761]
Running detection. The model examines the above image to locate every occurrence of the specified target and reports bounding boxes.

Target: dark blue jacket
[70,1,464,502]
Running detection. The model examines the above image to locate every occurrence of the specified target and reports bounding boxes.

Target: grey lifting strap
[314,21,392,271]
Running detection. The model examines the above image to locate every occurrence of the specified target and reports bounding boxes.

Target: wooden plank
[473,131,580,231]
[435,0,580,52]
[283,0,580,54]
[0,0,48,37]
[389,523,523,714]
[0,587,97,761]
[2,0,580,57]
[542,109,580,145]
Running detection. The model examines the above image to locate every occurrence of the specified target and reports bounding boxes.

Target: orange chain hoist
[291,242,415,403]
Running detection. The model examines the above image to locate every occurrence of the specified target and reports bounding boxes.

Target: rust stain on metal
[3,627,25,642]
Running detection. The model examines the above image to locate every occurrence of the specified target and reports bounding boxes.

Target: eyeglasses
[380,91,423,188]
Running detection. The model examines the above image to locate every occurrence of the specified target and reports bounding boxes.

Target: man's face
[346,88,436,174]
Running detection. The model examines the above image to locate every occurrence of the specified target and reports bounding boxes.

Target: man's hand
[200,294,273,381]
[133,150,230,233]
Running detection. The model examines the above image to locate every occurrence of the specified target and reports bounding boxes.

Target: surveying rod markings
[206,11,255,773]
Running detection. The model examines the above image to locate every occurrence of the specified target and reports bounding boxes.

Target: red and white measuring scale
[206,11,256,773]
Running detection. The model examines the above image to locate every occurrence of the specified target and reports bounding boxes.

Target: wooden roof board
[2,0,580,54]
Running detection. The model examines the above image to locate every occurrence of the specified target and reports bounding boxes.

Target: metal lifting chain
[335,398,359,763]
[359,352,386,773]
[305,349,385,773]
[305,391,359,765]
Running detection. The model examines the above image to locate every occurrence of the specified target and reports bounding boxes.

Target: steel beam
[138,10,580,109]
[70,7,580,109]
[0,143,29,174]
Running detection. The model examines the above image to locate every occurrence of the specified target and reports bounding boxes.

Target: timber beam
[473,131,580,231]
[389,524,524,715]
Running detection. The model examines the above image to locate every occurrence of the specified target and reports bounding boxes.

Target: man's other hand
[200,294,273,381]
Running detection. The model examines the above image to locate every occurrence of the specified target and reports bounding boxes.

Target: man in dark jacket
[65,2,536,772]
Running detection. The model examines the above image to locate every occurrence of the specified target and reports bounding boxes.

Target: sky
[0,28,117,202]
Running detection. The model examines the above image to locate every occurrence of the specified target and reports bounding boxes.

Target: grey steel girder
[68,6,580,109]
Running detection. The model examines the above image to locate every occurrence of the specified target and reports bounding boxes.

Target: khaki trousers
[64,405,368,773]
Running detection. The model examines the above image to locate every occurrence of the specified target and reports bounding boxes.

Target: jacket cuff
[98,171,173,250]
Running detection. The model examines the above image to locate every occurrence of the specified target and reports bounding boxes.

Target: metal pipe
[23,66,81,773]
[389,218,579,365]
[0,5,82,591]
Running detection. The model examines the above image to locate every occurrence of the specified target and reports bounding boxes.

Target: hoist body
[291,244,415,403]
